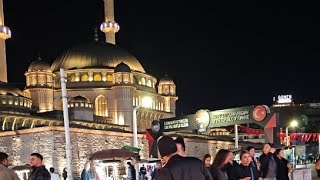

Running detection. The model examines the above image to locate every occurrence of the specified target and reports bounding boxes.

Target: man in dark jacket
[157,135,212,180]
[127,162,136,180]
[28,153,51,180]
[259,143,277,180]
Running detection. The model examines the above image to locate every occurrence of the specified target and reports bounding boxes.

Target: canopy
[121,145,141,153]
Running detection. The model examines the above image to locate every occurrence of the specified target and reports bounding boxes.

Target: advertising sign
[160,105,272,132]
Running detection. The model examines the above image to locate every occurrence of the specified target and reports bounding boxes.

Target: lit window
[81,74,89,81]
[141,77,146,85]
[94,74,102,81]
[106,75,113,82]
[69,74,75,82]
[147,80,152,87]
[95,95,108,117]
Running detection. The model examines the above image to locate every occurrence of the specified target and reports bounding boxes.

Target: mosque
[2,0,318,179]
[0,0,180,178]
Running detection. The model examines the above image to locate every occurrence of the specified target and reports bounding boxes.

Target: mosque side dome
[0,82,32,113]
[28,57,52,72]
[69,95,90,104]
[0,82,25,97]
[159,75,175,85]
[51,41,145,73]
[114,62,131,73]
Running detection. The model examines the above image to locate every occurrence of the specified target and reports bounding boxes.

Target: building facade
[0,0,180,177]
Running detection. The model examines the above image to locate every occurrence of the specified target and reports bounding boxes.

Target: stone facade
[0,127,149,177]
[0,126,239,178]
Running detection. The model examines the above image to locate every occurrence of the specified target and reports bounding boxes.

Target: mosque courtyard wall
[0,126,238,178]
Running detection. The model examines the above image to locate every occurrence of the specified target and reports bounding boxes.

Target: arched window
[26,76,30,86]
[69,74,75,82]
[47,75,52,83]
[94,74,102,81]
[81,74,89,81]
[95,95,108,117]
[106,74,113,82]
[147,79,152,87]
[141,77,146,85]
[31,75,37,85]
[38,75,46,85]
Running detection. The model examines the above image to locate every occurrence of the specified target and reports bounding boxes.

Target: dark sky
[3,1,320,115]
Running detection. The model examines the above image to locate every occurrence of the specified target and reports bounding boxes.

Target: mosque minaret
[0,0,11,83]
[100,0,119,44]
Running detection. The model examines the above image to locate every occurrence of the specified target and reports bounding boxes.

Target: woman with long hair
[203,154,212,169]
[209,149,230,180]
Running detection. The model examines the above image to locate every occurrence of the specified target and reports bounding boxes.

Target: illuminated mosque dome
[28,57,52,72]
[0,82,24,96]
[0,82,32,113]
[159,75,175,85]
[51,41,145,73]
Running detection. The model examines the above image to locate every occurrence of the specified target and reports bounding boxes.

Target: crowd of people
[1,136,320,180]
[155,135,320,180]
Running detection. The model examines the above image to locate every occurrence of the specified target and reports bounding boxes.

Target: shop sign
[163,118,189,130]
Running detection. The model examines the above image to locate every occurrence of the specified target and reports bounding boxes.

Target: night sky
[3,1,320,115]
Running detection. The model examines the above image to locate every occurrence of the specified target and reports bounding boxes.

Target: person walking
[139,164,146,180]
[0,152,20,180]
[151,163,161,180]
[62,168,67,180]
[49,167,60,180]
[127,162,136,180]
[157,135,212,180]
[28,153,51,180]
[81,162,91,180]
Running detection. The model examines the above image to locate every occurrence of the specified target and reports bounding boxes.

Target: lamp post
[133,105,141,148]
[60,68,73,180]
[285,120,298,146]
[285,120,298,169]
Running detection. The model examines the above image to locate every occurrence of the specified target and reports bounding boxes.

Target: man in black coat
[28,153,51,180]
[259,143,277,180]
[157,135,212,180]
[127,162,136,180]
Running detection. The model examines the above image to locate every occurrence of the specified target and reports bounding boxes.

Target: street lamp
[285,120,298,146]
[133,105,141,148]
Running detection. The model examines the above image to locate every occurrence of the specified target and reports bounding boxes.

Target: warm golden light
[0,25,11,39]
[100,21,120,33]
[142,97,152,108]
[290,120,298,127]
